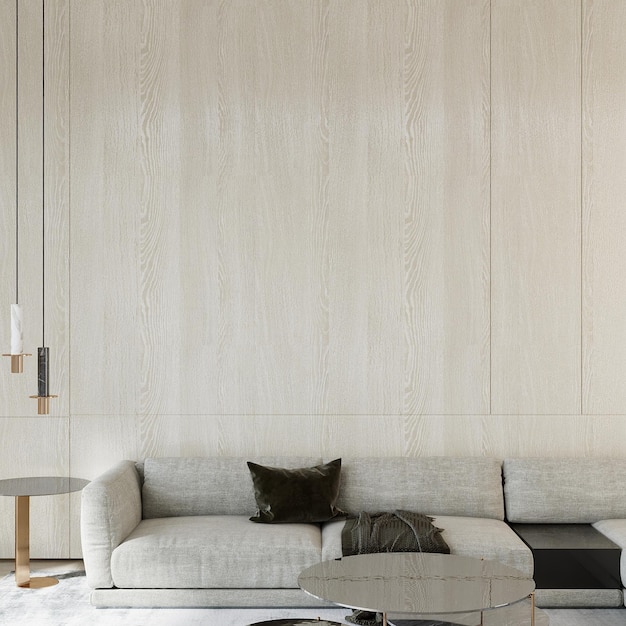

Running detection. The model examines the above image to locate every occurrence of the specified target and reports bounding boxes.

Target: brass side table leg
[15,495,58,588]
[15,496,30,586]
[530,591,535,626]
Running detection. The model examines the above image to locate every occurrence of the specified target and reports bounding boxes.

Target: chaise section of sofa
[81,455,531,608]
[503,457,626,608]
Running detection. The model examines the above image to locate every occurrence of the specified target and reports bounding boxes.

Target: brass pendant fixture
[29,0,56,415]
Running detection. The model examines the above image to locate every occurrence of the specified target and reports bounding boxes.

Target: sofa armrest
[81,460,142,588]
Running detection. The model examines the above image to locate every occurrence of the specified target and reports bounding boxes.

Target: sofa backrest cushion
[336,457,504,520]
[142,456,321,519]
[504,458,626,523]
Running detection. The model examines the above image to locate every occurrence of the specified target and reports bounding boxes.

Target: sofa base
[89,588,333,609]
[90,586,626,610]
[534,588,623,608]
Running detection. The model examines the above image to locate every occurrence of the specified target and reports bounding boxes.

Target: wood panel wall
[0,0,625,558]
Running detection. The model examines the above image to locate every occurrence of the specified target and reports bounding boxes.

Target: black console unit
[510,524,621,590]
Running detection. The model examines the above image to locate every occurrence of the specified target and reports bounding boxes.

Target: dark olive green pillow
[247,458,347,523]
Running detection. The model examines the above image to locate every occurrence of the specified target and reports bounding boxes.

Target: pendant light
[30,0,56,415]
[3,0,32,373]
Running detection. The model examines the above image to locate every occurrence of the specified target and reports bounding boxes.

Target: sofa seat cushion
[433,516,533,578]
[111,515,322,589]
[593,519,626,588]
[321,516,532,579]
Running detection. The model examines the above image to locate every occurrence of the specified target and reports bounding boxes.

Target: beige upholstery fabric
[321,516,532,578]
[80,460,142,588]
[504,458,626,523]
[431,515,533,577]
[534,588,623,608]
[142,456,321,519]
[336,457,504,520]
[321,519,347,561]
[111,515,322,588]
[434,515,534,578]
[593,519,626,589]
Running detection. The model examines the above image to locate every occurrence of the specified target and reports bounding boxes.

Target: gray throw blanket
[341,510,449,626]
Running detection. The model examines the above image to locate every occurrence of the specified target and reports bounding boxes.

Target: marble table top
[0,476,89,497]
[299,553,535,616]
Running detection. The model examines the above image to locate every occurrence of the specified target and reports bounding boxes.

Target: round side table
[0,476,89,589]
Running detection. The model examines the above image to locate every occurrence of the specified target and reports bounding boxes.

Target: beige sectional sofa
[81,455,626,610]
[81,456,530,608]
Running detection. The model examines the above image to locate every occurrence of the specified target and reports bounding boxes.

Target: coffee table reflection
[298,553,537,626]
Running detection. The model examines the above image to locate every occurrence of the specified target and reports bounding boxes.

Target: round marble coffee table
[299,553,541,626]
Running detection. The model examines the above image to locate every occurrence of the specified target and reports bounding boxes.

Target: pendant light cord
[15,0,19,305]
[41,0,45,347]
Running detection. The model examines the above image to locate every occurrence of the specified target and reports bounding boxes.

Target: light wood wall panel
[582,0,626,414]
[45,0,70,414]
[491,0,581,414]
[0,0,16,403]
[242,0,316,413]
[7,0,626,560]
[403,0,490,414]
[324,0,404,414]
[214,1,259,414]
[136,0,184,417]
[177,1,220,414]
[70,0,141,415]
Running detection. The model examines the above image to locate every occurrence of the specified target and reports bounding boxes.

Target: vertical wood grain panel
[310,0,331,414]
[362,0,404,414]
[326,0,404,414]
[70,0,141,414]
[403,0,490,415]
[215,1,258,413]
[326,1,368,414]
[176,0,219,414]
[491,0,581,414]
[582,0,626,414]
[252,0,315,413]
[0,0,16,410]
[137,0,182,416]
[45,0,70,414]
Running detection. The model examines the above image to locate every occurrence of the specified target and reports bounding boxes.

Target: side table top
[511,524,620,550]
[0,476,89,497]
[299,553,535,616]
